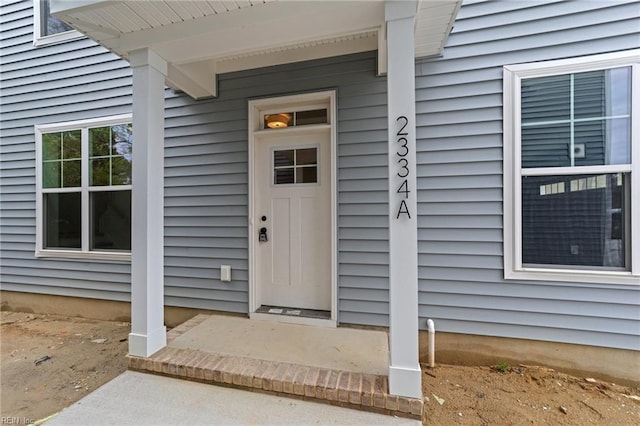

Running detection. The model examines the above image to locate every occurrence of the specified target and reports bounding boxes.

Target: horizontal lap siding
[416,0,640,350]
[164,51,389,321]
[0,1,133,302]
[337,69,389,327]
[163,86,249,312]
[1,2,388,320]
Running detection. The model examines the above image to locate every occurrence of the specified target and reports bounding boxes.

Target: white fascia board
[214,34,378,75]
[118,2,384,65]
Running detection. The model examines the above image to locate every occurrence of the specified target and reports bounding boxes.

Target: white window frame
[33,0,82,46]
[503,49,639,286]
[35,114,132,261]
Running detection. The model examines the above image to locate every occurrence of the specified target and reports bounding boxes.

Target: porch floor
[127,314,424,419]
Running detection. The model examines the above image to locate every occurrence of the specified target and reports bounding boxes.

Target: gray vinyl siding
[416,0,640,350]
[3,0,637,351]
[0,1,388,323]
[163,52,389,321]
[1,0,133,302]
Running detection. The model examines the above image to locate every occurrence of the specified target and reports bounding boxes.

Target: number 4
[397,179,409,198]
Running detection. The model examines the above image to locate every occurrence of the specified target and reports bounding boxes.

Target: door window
[263,109,327,129]
[273,148,318,184]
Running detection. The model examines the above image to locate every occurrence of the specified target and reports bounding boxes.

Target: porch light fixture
[266,113,291,128]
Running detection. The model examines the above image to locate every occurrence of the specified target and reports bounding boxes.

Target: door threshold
[251,305,335,327]
[256,305,331,320]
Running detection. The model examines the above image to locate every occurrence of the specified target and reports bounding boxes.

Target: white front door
[254,129,331,311]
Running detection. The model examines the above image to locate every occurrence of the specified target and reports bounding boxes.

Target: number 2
[396,116,408,136]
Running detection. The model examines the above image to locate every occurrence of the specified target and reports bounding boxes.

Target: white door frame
[248,91,337,327]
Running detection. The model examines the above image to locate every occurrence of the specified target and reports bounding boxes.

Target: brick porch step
[126,317,423,419]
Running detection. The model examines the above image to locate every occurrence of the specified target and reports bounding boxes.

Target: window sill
[36,250,131,262]
[33,30,83,47]
[505,268,639,286]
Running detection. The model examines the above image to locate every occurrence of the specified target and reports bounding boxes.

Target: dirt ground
[1,311,638,425]
[422,365,639,425]
[0,312,128,424]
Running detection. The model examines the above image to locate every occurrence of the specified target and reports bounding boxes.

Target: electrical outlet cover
[221,265,231,282]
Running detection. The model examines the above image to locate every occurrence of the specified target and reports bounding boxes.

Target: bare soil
[1,311,638,425]
[422,364,639,425]
[0,312,128,424]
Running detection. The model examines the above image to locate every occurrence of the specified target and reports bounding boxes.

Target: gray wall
[0,1,389,324]
[2,0,638,351]
[1,0,134,302]
[163,52,389,321]
[415,0,640,350]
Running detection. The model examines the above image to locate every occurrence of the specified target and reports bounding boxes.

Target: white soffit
[52,1,461,99]
[416,0,461,58]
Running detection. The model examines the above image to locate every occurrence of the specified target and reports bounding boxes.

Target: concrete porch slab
[169,314,389,375]
[127,314,424,420]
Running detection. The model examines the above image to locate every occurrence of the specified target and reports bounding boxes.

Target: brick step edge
[127,347,423,419]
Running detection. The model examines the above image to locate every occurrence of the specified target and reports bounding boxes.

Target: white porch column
[128,48,167,357]
[385,0,422,398]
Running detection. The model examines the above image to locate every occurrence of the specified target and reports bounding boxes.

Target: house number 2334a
[395,116,411,220]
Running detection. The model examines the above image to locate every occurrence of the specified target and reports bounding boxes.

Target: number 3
[396,137,408,157]
[397,158,409,178]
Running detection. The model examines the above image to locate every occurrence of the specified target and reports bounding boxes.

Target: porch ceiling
[52,0,461,99]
